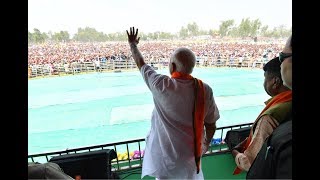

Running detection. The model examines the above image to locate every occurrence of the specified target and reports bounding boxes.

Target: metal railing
[28,56,265,78]
[205,122,253,155]
[28,122,253,172]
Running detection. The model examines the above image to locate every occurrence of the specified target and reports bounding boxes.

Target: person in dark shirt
[247,35,292,179]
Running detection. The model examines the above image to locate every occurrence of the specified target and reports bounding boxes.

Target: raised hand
[126,27,140,46]
[126,27,145,70]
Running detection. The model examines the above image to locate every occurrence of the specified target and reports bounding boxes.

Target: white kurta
[140,64,220,179]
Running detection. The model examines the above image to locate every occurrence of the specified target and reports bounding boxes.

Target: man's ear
[274,77,281,87]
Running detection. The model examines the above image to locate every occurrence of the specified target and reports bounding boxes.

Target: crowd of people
[28,39,284,74]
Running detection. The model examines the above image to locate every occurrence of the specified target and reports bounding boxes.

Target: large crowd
[28,40,284,68]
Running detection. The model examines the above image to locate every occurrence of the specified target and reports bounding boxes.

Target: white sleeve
[140,64,168,92]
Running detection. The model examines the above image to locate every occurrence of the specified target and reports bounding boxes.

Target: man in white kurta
[126,27,220,179]
[140,64,220,179]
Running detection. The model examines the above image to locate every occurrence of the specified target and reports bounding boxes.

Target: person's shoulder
[202,81,213,92]
[275,118,292,132]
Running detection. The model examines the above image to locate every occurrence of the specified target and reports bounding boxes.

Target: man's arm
[126,27,145,70]
[204,122,216,146]
[234,115,278,171]
[244,115,278,163]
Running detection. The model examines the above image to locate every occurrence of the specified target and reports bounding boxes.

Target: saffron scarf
[171,72,205,174]
[233,90,292,175]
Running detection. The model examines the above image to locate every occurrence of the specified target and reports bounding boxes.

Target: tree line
[28,18,291,44]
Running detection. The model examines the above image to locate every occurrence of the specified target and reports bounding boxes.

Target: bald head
[169,47,196,74]
[280,35,292,89]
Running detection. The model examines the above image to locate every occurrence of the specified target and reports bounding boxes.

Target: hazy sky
[28,0,292,36]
